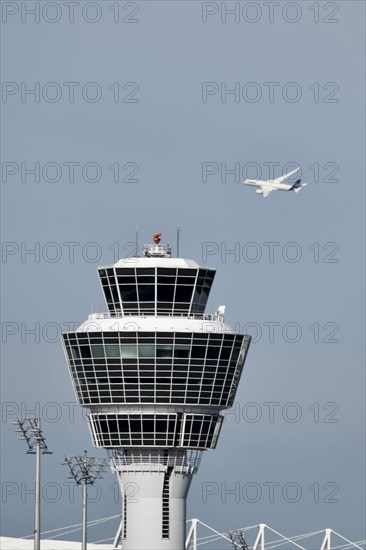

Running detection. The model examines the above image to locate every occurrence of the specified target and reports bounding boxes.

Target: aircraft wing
[261,186,274,198]
[274,167,299,184]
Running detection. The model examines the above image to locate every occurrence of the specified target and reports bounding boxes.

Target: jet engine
[256,189,263,194]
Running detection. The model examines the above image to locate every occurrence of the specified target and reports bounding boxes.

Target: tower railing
[87,312,223,321]
[108,449,202,474]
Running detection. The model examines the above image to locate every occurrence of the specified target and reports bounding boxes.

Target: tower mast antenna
[177,225,181,257]
[135,223,139,257]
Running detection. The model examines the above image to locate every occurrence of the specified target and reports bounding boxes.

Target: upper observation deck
[98,244,216,317]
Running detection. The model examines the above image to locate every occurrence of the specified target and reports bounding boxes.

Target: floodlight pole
[12,418,52,550]
[34,423,41,550]
[63,451,107,550]
[82,477,87,550]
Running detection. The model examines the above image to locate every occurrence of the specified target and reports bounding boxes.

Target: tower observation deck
[62,239,251,550]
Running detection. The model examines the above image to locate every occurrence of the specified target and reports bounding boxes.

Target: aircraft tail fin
[292,180,308,193]
[290,179,302,190]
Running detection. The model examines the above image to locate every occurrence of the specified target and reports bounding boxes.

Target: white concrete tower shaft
[62,242,251,550]
[110,450,194,550]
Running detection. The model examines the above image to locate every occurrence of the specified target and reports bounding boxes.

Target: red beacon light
[153,232,162,244]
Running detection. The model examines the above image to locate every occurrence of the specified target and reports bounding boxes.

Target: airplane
[243,167,307,198]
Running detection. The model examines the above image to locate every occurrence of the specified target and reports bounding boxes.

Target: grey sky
[1,0,365,545]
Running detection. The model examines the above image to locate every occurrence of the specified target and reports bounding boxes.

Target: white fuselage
[244,180,292,191]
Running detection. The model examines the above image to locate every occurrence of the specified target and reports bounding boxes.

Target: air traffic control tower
[62,235,251,550]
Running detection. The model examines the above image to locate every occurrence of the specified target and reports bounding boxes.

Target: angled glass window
[139,344,155,357]
[206,346,220,359]
[177,277,195,285]
[138,333,154,343]
[220,347,232,360]
[116,268,134,276]
[157,344,173,358]
[157,285,175,301]
[174,285,194,303]
[102,284,113,303]
[117,275,136,284]
[157,268,176,276]
[158,303,173,311]
[137,285,155,301]
[177,269,197,277]
[136,268,155,275]
[174,344,190,358]
[105,345,121,358]
[137,274,155,283]
[91,345,104,358]
[230,347,240,362]
[191,345,206,358]
[102,333,119,342]
[121,344,137,358]
[71,346,80,359]
[110,284,119,303]
[120,285,138,301]
[123,302,139,313]
[79,345,91,359]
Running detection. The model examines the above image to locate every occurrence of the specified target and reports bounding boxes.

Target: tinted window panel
[174,345,190,358]
[191,346,206,358]
[157,268,176,276]
[71,346,80,359]
[206,346,220,359]
[110,285,119,302]
[121,345,137,358]
[117,276,136,284]
[175,285,194,302]
[157,285,175,301]
[136,268,155,275]
[120,285,137,301]
[177,277,195,284]
[138,285,155,301]
[115,268,134,275]
[105,345,121,358]
[123,303,139,312]
[80,346,91,359]
[220,347,232,360]
[178,269,197,277]
[157,276,176,285]
[91,345,104,358]
[137,276,155,283]
[174,304,189,311]
[157,345,173,357]
[139,344,155,357]
[103,285,113,303]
